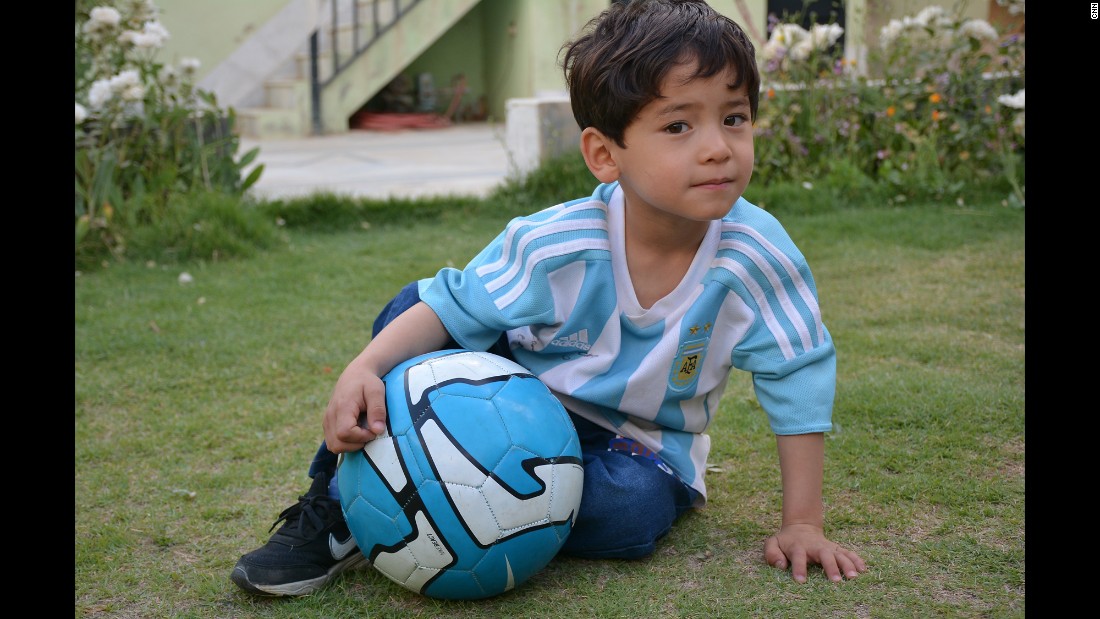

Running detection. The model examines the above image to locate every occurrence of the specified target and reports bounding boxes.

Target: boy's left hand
[764,523,867,583]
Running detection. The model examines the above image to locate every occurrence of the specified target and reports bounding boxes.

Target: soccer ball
[337,349,584,600]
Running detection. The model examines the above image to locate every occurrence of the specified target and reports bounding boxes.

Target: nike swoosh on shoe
[329,533,358,560]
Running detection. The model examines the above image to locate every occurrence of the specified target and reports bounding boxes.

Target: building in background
[153,0,1021,140]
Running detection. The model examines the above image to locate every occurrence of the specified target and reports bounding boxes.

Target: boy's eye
[724,115,747,127]
[664,121,689,134]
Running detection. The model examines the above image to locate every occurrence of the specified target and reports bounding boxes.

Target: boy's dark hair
[560,0,759,148]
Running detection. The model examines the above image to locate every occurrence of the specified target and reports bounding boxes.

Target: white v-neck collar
[606,185,720,326]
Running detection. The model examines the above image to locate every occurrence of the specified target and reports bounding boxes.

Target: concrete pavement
[238,122,516,202]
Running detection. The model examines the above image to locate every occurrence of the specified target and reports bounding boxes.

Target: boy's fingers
[763,535,787,569]
[361,379,389,436]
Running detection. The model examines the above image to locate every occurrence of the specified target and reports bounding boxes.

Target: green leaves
[755,7,1025,207]
[75,1,263,267]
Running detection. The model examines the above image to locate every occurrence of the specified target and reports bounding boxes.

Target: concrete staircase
[226,0,481,139]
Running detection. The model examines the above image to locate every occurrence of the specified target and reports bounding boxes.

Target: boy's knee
[561,451,684,559]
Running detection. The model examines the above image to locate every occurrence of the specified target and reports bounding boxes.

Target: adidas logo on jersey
[550,329,591,352]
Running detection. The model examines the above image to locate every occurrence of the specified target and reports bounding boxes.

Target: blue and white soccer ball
[337,349,584,600]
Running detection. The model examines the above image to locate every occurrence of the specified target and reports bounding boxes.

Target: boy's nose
[698,125,733,163]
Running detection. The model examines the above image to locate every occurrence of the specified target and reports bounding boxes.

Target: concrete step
[241,0,480,139]
[236,105,313,140]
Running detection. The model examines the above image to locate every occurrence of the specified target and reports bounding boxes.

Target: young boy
[231,0,867,597]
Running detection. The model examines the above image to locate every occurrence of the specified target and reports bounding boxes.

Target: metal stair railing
[310,0,424,135]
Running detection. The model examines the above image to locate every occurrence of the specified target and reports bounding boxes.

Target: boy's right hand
[321,301,452,454]
[322,366,388,453]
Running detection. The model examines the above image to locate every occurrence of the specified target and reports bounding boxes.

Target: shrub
[117,191,281,269]
[256,192,485,233]
[75,0,264,268]
[754,3,1025,207]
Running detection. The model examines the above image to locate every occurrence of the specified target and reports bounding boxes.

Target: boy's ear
[580,127,620,183]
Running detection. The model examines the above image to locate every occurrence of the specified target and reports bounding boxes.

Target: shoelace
[268,492,339,541]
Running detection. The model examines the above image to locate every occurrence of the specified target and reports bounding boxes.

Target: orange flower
[886,106,896,117]
[767,87,776,100]
[984,105,992,114]
[929,93,942,104]
[932,110,942,122]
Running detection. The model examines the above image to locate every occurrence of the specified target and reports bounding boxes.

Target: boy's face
[603,62,754,223]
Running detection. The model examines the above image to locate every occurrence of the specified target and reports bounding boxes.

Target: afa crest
[669,338,707,390]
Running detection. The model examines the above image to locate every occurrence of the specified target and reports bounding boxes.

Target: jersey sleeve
[721,200,836,435]
[739,326,836,435]
[420,191,614,352]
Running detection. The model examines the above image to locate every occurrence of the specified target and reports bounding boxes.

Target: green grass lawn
[75,198,1024,618]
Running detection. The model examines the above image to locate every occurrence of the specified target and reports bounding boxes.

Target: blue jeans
[309,282,699,559]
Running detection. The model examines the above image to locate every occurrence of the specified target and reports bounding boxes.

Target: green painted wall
[389,0,891,123]
[404,5,489,119]
[156,0,288,82]
[403,0,609,123]
[478,0,609,122]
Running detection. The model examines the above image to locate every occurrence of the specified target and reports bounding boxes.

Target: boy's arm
[323,302,451,453]
[763,432,867,583]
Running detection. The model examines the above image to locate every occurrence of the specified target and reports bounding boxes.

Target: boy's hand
[322,368,388,453]
[321,301,452,454]
[764,523,867,583]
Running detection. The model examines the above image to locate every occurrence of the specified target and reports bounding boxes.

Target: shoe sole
[231,553,370,597]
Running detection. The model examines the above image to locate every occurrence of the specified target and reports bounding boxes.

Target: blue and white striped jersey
[420,181,834,504]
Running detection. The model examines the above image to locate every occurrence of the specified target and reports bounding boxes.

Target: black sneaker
[231,471,368,596]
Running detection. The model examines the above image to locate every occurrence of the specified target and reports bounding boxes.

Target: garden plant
[752,2,1024,210]
[75,0,266,270]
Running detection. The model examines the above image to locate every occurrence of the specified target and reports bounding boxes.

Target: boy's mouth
[694,178,733,188]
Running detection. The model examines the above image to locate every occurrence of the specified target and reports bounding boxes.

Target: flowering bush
[753,3,1024,208]
[75,0,264,267]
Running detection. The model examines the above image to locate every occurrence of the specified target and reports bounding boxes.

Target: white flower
[997,89,1025,109]
[760,40,787,62]
[769,23,808,47]
[110,70,142,92]
[81,6,122,42]
[809,23,844,49]
[180,57,201,74]
[75,103,88,124]
[88,6,121,28]
[879,16,930,47]
[142,20,170,43]
[879,19,905,47]
[789,40,813,61]
[958,19,998,42]
[121,21,168,50]
[178,272,194,284]
[120,84,146,102]
[132,20,170,48]
[914,6,951,29]
[130,31,163,49]
[88,79,113,108]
